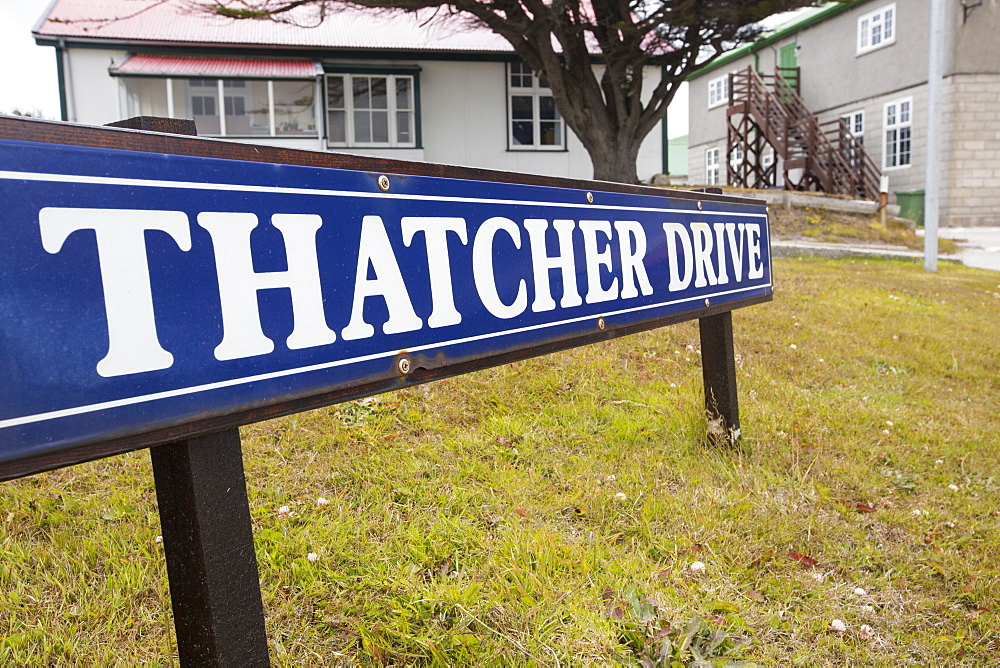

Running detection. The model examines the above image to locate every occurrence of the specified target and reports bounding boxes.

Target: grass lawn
[1,256,998,665]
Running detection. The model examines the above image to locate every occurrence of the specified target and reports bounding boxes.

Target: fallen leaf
[788,551,819,567]
[743,589,766,603]
[854,503,876,513]
[750,548,775,569]
[513,508,528,519]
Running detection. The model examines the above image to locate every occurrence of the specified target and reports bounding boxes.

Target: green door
[778,43,799,94]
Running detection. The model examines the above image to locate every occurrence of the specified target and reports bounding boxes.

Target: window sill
[203,134,320,139]
[707,100,729,110]
[856,39,895,56]
[882,163,912,171]
[507,147,568,153]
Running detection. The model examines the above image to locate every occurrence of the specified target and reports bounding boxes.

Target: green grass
[2,257,999,665]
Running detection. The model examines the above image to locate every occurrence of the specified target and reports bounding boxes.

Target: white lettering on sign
[198,212,337,361]
[472,216,527,320]
[36,208,765,377]
[613,221,653,300]
[580,220,618,304]
[524,219,583,313]
[342,215,423,341]
[401,217,467,329]
[39,208,191,377]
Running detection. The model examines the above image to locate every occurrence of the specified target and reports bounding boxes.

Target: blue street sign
[0,138,771,464]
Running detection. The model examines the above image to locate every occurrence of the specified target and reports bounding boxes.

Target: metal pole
[924,0,946,272]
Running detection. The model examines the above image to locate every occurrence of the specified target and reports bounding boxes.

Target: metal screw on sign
[597,316,606,331]
[705,298,711,307]
[397,357,411,375]
[378,175,390,192]
[586,192,594,204]
[697,201,703,211]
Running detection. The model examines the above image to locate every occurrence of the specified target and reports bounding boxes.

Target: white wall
[63,48,664,182]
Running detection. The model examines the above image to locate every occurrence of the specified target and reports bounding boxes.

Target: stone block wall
[941,73,1000,227]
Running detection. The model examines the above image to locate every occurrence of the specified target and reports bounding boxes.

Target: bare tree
[205,0,816,183]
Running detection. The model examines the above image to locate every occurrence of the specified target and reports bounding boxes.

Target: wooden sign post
[0,115,772,663]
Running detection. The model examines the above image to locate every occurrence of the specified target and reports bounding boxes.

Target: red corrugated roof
[111,54,320,78]
[35,0,516,53]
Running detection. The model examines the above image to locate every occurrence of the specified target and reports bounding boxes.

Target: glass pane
[327,76,344,109]
[224,96,244,117]
[396,111,412,143]
[370,77,388,110]
[372,110,389,143]
[886,129,897,167]
[246,80,270,135]
[539,96,558,120]
[540,121,561,146]
[886,105,896,125]
[396,77,412,110]
[188,79,220,135]
[328,110,346,143]
[900,101,910,123]
[273,80,317,136]
[512,121,533,146]
[354,77,371,110]
[355,110,371,143]
[122,78,170,118]
[511,96,533,120]
[899,127,911,164]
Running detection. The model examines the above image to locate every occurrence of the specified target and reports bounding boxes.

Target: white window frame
[840,110,865,143]
[705,147,720,185]
[857,3,896,55]
[507,62,566,151]
[121,76,319,138]
[708,75,730,109]
[324,73,417,149]
[883,97,912,170]
[729,145,744,172]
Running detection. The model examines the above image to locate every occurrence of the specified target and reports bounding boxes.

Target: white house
[32,0,675,182]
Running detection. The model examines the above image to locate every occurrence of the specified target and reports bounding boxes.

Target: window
[883,98,912,169]
[762,152,774,170]
[858,4,896,55]
[122,77,318,137]
[181,78,315,137]
[840,110,865,143]
[705,148,720,185]
[729,146,744,172]
[708,75,729,108]
[508,62,565,150]
[325,73,417,148]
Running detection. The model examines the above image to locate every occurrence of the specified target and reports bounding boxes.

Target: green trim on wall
[322,64,422,74]
[686,1,869,80]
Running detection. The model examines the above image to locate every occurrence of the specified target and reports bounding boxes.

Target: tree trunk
[581,134,643,184]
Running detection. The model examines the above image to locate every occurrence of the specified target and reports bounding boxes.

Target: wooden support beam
[151,431,270,666]
[699,312,741,448]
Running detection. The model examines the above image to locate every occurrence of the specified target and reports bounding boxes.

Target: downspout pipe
[58,38,76,123]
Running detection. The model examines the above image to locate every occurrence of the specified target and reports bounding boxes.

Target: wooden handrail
[728,66,882,200]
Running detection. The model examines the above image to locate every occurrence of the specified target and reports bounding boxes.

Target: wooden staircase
[726,66,881,201]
